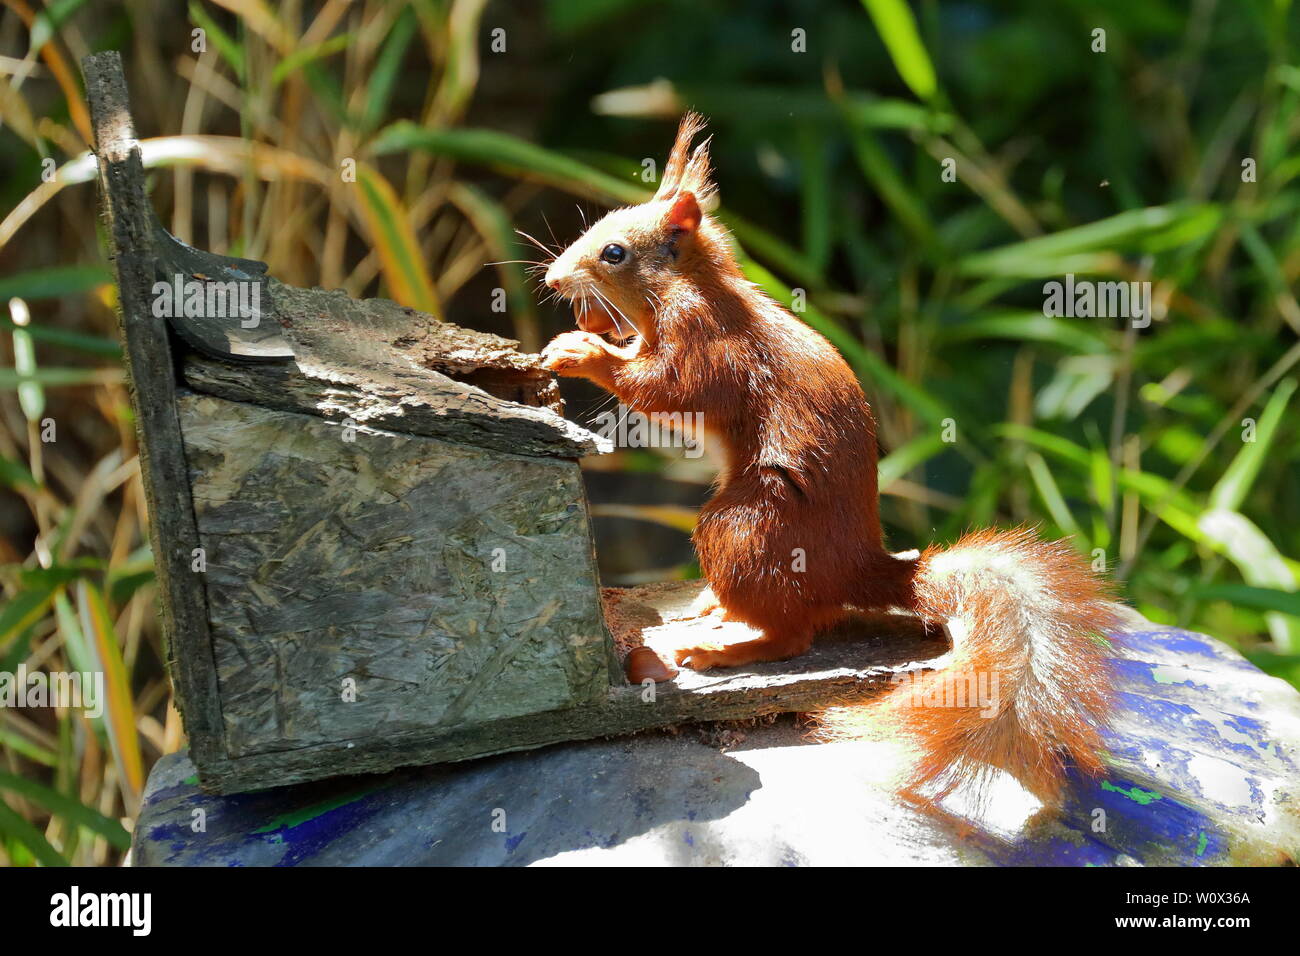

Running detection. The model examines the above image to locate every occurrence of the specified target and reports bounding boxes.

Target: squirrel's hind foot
[674,628,814,670]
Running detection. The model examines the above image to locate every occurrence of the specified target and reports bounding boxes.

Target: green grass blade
[0,367,121,388]
[0,265,110,301]
[373,123,648,205]
[1197,509,1300,652]
[53,588,95,682]
[798,124,833,274]
[0,799,67,867]
[994,423,1090,468]
[0,318,120,358]
[841,115,935,247]
[271,34,352,88]
[362,8,418,133]
[860,0,939,101]
[1191,584,1300,618]
[717,210,827,292]
[375,124,831,292]
[0,582,57,652]
[878,433,947,490]
[938,311,1109,354]
[448,182,539,348]
[1025,452,1081,536]
[28,0,89,54]
[741,258,948,422]
[429,0,488,123]
[0,456,38,491]
[0,727,57,767]
[77,581,144,806]
[957,203,1221,278]
[1209,378,1297,512]
[353,163,442,315]
[0,772,130,850]
[187,1,245,81]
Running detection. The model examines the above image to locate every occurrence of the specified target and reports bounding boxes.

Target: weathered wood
[84,52,226,785]
[86,52,630,796]
[181,279,607,461]
[178,392,613,761]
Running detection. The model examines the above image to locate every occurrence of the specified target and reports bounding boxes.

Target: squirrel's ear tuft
[667,190,701,236]
[655,111,716,207]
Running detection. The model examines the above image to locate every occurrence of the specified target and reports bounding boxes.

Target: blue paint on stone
[129,624,1298,866]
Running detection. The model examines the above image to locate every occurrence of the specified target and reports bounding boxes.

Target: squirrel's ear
[667,190,701,236]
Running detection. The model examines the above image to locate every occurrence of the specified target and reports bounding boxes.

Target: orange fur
[540,114,1119,808]
[818,528,1119,807]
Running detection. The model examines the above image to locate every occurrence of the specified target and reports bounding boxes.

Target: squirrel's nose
[544,263,567,293]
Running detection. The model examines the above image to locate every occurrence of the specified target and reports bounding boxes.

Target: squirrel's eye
[600,243,627,265]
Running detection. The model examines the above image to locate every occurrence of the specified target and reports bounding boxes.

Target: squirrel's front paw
[540,330,608,374]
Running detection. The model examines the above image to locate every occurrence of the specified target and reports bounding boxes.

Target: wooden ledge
[604,580,948,696]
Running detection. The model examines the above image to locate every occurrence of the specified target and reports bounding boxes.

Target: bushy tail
[817,527,1119,807]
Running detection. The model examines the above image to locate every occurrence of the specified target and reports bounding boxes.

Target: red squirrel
[539,113,1118,807]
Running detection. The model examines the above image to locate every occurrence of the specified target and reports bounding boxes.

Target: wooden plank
[176,393,613,762]
[82,52,227,773]
[180,278,608,460]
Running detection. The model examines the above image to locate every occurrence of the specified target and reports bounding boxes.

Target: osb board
[177,392,612,760]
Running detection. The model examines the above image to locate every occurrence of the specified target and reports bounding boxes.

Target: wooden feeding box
[86,54,929,794]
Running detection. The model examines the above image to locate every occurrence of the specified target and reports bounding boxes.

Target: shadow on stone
[135,733,762,866]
